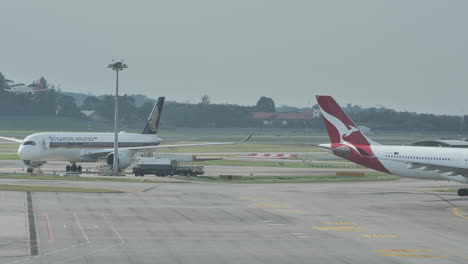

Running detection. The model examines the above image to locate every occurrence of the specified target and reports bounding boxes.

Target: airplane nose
[18,146,29,159]
[18,146,24,157]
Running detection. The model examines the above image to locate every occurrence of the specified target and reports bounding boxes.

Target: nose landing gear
[66,162,82,173]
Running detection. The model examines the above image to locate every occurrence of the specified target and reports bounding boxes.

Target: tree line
[1,72,467,132]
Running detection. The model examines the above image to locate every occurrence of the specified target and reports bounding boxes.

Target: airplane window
[23,141,36,146]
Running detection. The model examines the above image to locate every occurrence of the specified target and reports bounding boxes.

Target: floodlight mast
[108,61,128,175]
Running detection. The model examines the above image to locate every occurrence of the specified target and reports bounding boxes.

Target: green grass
[0,184,125,193]
[0,174,185,183]
[433,189,458,193]
[159,143,319,153]
[0,143,20,150]
[190,160,363,169]
[0,154,20,160]
[173,173,400,183]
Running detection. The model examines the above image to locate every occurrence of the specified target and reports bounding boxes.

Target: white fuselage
[7,85,44,94]
[368,145,468,184]
[321,143,468,184]
[18,132,162,162]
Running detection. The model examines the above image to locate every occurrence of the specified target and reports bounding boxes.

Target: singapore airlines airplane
[316,95,468,196]
[0,97,252,173]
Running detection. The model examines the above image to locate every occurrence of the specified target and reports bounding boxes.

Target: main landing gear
[26,167,42,174]
[66,162,82,173]
[457,188,468,196]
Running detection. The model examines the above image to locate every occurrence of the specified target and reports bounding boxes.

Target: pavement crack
[432,194,457,207]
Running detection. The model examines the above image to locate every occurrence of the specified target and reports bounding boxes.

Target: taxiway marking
[248,203,288,208]
[102,214,124,243]
[376,249,430,253]
[375,249,445,258]
[361,234,396,238]
[313,226,367,232]
[73,212,89,242]
[325,221,355,225]
[452,208,468,220]
[43,211,54,242]
[275,209,311,213]
[379,254,446,258]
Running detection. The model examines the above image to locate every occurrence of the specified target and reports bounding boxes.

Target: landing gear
[66,163,82,173]
[26,167,42,174]
[457,188,468,196]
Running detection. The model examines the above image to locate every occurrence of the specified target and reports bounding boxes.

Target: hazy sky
[1,1,468,115]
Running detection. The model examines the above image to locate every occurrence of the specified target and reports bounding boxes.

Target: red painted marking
[43,212,54,242]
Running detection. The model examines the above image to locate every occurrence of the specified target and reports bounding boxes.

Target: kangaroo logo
[319,106,360,152]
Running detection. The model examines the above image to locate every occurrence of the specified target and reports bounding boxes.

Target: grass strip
[0,184,125,193]
[432,189,457,193]
[190,160,364,169]
[0,174,184,183]
[158,143,319,153]
[173,173,400,183]
[0,154,20,160]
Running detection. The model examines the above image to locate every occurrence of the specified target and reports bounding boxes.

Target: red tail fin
[316,95,373,146]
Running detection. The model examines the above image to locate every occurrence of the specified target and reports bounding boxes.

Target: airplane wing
[381,157,468,178]
[82,132,254,160]
[0,136,23,143]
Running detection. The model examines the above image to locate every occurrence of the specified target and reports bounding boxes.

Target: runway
[1,178,467,263]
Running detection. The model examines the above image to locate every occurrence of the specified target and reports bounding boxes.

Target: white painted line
[73,212,89,242]
[102,214,124,243]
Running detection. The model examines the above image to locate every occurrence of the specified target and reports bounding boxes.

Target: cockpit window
[23,141,36,146]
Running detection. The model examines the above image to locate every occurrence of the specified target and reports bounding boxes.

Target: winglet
[241,132,254,142]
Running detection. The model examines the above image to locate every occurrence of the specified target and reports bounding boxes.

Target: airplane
[316,95,468,196]
[4,82,50,95]
[0,97,253,173]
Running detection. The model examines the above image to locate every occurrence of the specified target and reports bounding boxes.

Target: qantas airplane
[0,97,252,173]
[316,95,468,197]
[5,80,50,95]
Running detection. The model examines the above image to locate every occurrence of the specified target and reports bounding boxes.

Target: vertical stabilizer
[141,97,165,134]
[316,95,377,146]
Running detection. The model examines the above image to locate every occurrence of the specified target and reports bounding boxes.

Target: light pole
[108,61,128,175]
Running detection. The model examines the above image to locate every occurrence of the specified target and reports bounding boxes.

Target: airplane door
[42,139,49,150]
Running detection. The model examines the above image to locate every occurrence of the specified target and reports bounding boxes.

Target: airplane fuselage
[322,143,468,184]
[18,132,162,162]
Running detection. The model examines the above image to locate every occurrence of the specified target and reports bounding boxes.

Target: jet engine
[22,160,47,168]
[106,150,133,169]
[332,146,351,158]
